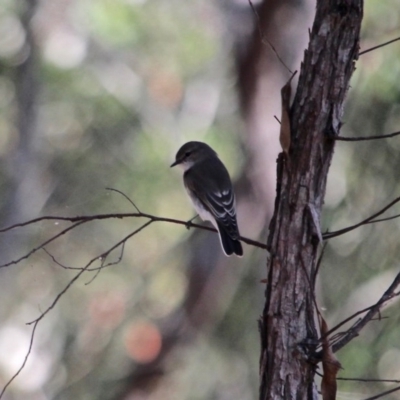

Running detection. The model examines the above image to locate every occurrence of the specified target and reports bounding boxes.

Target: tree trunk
[259,1,363,399]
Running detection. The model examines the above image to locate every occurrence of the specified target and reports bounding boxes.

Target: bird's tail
[217,223,243,257]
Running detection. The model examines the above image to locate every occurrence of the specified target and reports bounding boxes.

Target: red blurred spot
[124,321,162,364]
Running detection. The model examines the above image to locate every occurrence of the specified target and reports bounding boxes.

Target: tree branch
[0,202,268,398]
[319,303,386,342]
[26,220,152,326]
[335,130,400,141]
[323,195,400,240]
[313,270,400,361]
[0,211,268,271]
[359,35,400,56]
[363,385,400,400]
[248,0,293,74]
[0,321,38,399]
[337,376,400,384]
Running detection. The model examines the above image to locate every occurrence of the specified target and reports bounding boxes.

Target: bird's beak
[170,160,179,168]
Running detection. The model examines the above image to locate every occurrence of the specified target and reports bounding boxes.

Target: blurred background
[0,0,400,399]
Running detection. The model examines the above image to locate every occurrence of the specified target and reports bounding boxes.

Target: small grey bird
[171,141,243,257]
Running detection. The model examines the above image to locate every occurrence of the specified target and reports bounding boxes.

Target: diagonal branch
[0,321,39,399]
[26,220,153,326]
[314,270,400,360]
[359,36,400,56]
[323,195,400,239]
[332,271,400,353]
[0,220,87,269]
[319,303,385,342]
[248,0,293,74]
[0,220,152,399]
[363,385,400,400]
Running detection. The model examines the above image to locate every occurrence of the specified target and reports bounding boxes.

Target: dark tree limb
[323,195,400,240]
[0,211,268,271]
[363,385,400,400]
[330,271,400,354]
[259,1,363,399]
[335,130,400,141]
[359,35,400,55]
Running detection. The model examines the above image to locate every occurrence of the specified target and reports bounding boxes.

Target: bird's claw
[185,214,198,229]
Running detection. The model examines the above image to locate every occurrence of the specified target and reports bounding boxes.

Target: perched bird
[171,141,243,257]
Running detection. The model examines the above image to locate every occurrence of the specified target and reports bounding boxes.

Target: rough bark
[259,1,363,399]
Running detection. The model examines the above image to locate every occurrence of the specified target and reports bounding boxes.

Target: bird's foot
[185,214,199,229]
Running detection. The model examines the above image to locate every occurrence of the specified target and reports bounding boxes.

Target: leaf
[320,316,342,400]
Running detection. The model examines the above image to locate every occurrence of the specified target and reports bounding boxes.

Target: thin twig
[106,187,141,213]
[320,303,384,341]
[363,385,400,400]
[248,0,293,74]
[313,242,327,290]
[323,195,400,239]
[27,220,153,326]
[84,242,125,285]
[0,220,87,268]
[337,377,400,384]
[0,321,39,398]
[0,221,153,397]
[314,271,400,357]
[43,248,82,271]
[335,130,400,141]
[274,115,281,125]
[359,36,400,56]
[315,370,400,384]
[368,214,400,224]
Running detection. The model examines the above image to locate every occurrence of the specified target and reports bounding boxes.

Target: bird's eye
[185,151,191,157]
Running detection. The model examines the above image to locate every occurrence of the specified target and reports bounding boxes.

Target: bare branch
[0,203,269,396]
[43,248,84,271]
[323,195,400,239]
[359,36,400,56]
[27,219,153,326]
[0,219,153,398]
[106,187,141,213]
[0,212,268,271]
[313,271,400,359]
[368,213,400,224]
[316,370,400,384]
[337,376,400,384]
[335,130,400,141]
[363,385,400,400]
[319,303,385,342]
[84,242,125,285]
[0,212,268,249]
[313,242,327,290]
[0,321,39,399]
[0,220,87,269]
[248,0,293,75]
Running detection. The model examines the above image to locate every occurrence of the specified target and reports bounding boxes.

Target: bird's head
[170,141,217,171]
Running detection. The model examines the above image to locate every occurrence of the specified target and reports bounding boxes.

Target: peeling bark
[259,1,363,399]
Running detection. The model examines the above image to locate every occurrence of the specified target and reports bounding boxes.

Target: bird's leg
[186,214,199,229]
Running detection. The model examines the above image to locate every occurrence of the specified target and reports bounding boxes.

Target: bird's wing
[186,160,240,239]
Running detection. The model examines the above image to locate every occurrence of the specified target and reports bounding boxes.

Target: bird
[171,141,243,257]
